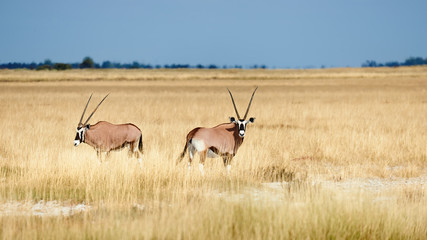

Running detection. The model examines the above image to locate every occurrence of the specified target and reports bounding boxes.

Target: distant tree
[44,59,53,66]
[402,57,424,66]
[53,63,72,70]
[69,63,79,69]
[36,65,52,70]
[362,60,377,67]
[385,61,399,67]
[0,62,29,69]
[169,64,189,68]
[101,61,113,68]
[250,64,267,69]
[29,62,37,70]
[208,64,218,69]
[130,61,140,69]
[362,56,427,68]
[80,57,95,68]
[112,62,122,68]
[140,64,153,69]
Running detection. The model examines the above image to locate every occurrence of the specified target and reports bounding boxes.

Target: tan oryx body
[74,94,144,166]
[177,87,258,175]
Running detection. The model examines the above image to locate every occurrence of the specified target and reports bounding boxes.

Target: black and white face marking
[229,117,255,138]
[74,125,89,146]
[74,127,84,146]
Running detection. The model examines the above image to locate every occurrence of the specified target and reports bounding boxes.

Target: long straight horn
[243,87,258,120]
[227,88,241,119]
[83,93,110,126]
[79,93,93,126]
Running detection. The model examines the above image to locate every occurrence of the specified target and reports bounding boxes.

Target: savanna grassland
[0,67,426,239]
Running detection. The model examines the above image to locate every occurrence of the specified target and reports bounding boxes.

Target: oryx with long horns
[177,87,258,175]
[74,94,144,166]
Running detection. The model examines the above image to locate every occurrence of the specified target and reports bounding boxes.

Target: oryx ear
[248,117,255,123]
[229,117,236,123]
[86,124,90,129]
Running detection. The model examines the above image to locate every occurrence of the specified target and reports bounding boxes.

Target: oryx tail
[138,134,143,154]
[176,127,200,164]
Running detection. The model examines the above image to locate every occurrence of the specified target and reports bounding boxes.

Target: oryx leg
[222,153,233,174]
[96,150,110,164]
[190,139,206,174]
[136,152,143,168]
[128,140,143,168]
[127,143,133,158]
[96,150,102,164]
[199,150,207,176]
[187,143,196,171]
[105,151,111,164]
[133,140,143,168]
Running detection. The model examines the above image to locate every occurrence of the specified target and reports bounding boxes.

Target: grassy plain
[0,67,426,239]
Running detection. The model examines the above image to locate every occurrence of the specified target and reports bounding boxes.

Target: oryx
[177,87,258,175]
[74,94,144,166]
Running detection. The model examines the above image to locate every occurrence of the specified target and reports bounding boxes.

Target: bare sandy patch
[0,200,91,217]
[210,175,426,204]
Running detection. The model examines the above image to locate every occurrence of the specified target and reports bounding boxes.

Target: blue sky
[1,0,426,68]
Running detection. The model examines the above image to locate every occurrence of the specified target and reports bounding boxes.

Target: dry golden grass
[0,67,426,239]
